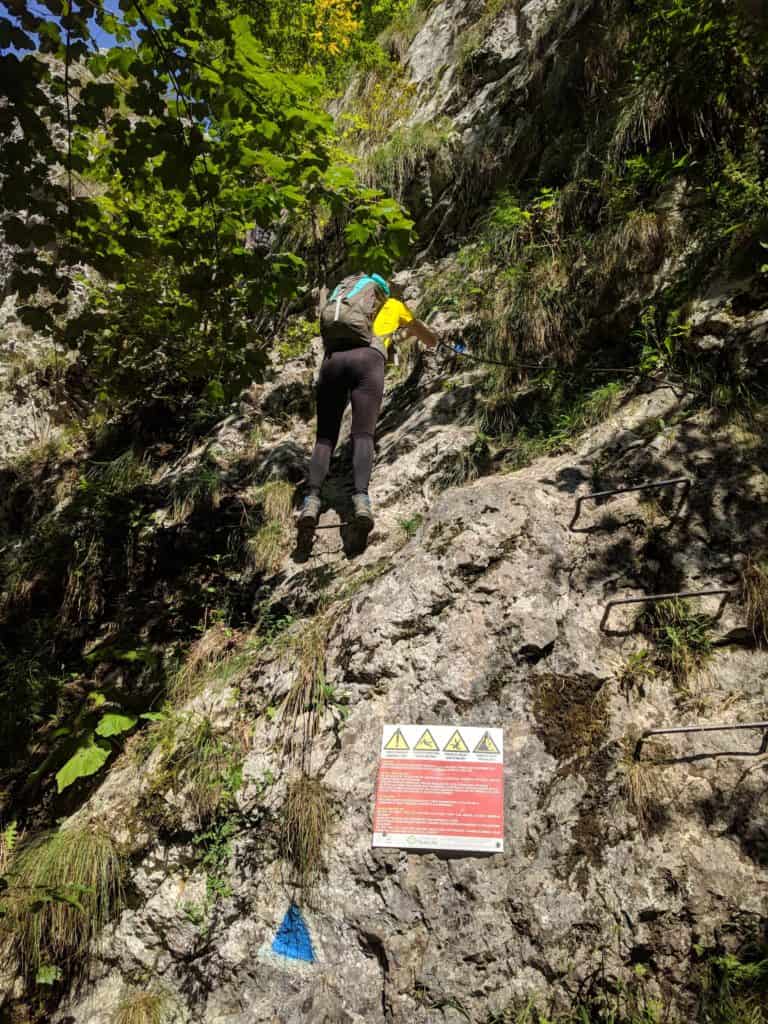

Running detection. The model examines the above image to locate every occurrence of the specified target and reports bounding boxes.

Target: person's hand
[405,320,438,349]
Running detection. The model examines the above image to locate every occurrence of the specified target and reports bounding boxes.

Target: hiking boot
[297,494,321,530]
[352,492,374,531]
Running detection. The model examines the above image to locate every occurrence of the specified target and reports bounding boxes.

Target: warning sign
[414,728,439,752]
[474,731,500,755]
[373,724,504,853]
[443,729,469,754]
[383,728,410,751]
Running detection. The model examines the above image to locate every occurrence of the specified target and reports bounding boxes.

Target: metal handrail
[571,477,691,529]
[634,722,768,760]
[600,588,733,631]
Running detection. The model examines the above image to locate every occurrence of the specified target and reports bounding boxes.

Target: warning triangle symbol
[443,729,469,753]
[474,731,500,755]
[414,728,439,751]
[384,728,410,751]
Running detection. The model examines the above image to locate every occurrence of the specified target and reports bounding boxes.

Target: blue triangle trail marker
[271,904,315,963]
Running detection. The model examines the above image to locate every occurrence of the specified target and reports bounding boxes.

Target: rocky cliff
[2,1,768,1022]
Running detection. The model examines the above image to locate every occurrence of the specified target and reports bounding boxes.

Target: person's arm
[402,318,438,349]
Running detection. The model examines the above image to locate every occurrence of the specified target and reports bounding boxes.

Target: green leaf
[345,222,373,245]
[205,378,225,405]
[95,713,139,738]
[139,711,166,722]
[35,965,63,986]
[55,735,112,792]
[117,649,147,662]
[231,14,265,68]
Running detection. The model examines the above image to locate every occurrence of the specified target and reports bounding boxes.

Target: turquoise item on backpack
[371,274,390,296]
[331,274,390,302]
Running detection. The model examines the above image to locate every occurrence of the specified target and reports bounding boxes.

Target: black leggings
[308,347,385,495]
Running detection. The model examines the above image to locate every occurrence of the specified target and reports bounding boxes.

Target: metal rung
[571,477,691,529]
[601,588,732,631]
[634,721,768,760]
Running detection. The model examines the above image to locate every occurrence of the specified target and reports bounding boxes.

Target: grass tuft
[245,480,294,574]
[0,820,19,876]
[638,598,713,687]
[618,648,656,700]
[168,622,244,704]
[0,825,125,977]
[279,616,330,766]
[87,450,153,494]
[741,556,768,648]
[114,989,175,1024]
[139,714,245,831]
[359,120,454,203]
[619,744,669,830]
[170,455,222,524]
[280,777,332,891]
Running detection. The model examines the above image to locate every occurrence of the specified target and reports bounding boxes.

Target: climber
[298,272,438,535]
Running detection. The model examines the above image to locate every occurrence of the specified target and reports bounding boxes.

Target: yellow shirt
[373,299,413,349]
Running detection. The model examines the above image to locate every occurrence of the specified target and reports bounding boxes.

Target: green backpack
[320,273,390,352]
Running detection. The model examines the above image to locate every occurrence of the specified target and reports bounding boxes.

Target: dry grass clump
[280,777,332,891]
[279,615,330,763]
[1,825,125,977]
[168,622,244,704]
[619,746,670,830]
[113,989,175,1024]
[610,210,666,274]
[245,480,294,574]
[741,556,768,647]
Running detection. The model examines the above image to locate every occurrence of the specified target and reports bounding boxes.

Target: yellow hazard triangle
[443,729,469,753]
[384,728,409,751]
[414,728,439,751]
[474,731,500,754]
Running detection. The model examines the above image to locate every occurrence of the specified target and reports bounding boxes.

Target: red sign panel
[372,724,504,852]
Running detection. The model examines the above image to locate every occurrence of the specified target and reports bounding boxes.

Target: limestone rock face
[44,337,768,1023]
[4,3,768,1022]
